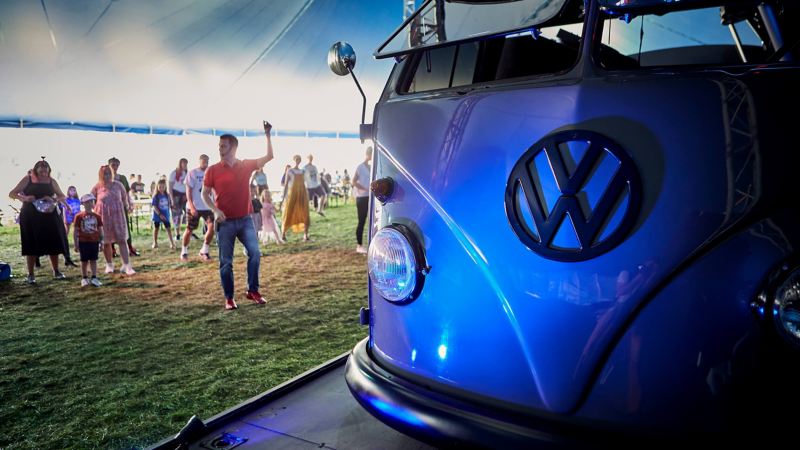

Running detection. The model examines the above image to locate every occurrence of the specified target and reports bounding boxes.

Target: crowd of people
[6,124,374,310]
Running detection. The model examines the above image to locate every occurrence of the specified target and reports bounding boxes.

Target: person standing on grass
[320,170,331,209]
[151,179,175,250]
[352,147,372,254]
[73,194,103,287]
[108,157,140,257]
[250,184,263,235]
[281,155,310,242]
[63,186,81,239]
[202,122,274,310]
[341,169,351,204]
[304,154,326,216]
[130,175,145,198]
[259,190,284,245]
[250,167,268,195]
[8,159,68,284]
[181,154,215,262]
[58,185,80,268]
[169,158,189,241]
[279,164,291,210]
[92,165,136,275]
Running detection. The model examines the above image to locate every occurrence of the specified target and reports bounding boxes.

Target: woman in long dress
[281,155,310,241]
[8,159,68,283]
[92,165,136,275]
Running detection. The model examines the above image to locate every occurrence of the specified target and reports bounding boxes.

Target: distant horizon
[1,128,370,220]
[0,118,360,140]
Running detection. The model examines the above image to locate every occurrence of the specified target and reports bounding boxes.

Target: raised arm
[255,121,274,168]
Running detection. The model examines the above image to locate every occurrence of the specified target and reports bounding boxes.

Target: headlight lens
[368,226,421,302]
[774,269,800,347]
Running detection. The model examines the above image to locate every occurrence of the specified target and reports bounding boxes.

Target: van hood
[368,69,797,413]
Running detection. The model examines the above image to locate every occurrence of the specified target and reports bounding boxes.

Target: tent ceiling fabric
[0,0,398,131]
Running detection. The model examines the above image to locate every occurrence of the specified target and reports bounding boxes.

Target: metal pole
[758,4,786,60]
[349,69,367,125]
[728,24,747,64]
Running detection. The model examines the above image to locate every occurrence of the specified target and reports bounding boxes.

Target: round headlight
[774,269,800,347]
[368,225,426,303]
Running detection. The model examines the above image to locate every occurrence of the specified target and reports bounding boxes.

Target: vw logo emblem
[505,130,642,262]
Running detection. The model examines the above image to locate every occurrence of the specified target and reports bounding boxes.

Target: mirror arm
[328,42,371,142]
[349,68,367,125]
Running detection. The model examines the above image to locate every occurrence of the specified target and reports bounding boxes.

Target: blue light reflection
[368,397,425,427]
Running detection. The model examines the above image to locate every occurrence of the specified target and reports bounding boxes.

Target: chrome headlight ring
[367,223,429,304]
[753,262,800,350]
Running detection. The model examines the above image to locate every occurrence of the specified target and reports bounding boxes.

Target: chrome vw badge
[505,130,642,262]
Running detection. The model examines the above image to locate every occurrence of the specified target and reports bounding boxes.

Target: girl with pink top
[91,165,135,275]
[259,190,284,245]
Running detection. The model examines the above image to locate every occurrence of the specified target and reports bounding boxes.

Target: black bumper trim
[345,338,623,449]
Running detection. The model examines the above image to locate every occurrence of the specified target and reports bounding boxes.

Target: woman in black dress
[8,159,68,284]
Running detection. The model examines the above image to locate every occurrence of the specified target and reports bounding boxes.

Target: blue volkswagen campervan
[330,0,800,446]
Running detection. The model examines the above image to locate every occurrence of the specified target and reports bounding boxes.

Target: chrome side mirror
[328,41,357,76]
[327,41,372,143]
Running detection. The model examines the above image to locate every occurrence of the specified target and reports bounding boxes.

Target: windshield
[599,0,767,15]
[600,0,717,6]
[597,0,796,68]
[375,0,569,59]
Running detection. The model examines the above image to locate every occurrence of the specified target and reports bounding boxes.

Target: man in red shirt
[202,121,274,310]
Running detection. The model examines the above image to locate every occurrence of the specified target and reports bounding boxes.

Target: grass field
[0,202,368,449]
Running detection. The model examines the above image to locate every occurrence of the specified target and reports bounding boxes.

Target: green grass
[0,202,367,449]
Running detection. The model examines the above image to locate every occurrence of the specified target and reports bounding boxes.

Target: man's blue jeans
[216,216,261,300]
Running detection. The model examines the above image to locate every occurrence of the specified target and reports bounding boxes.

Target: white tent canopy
[0,0,398,132]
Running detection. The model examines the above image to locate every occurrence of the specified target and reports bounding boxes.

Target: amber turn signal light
[370,177,394,204]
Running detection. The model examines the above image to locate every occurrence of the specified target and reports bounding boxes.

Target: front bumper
[345,337,634,449]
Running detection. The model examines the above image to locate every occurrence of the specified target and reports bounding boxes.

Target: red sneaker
[246,291,266,304]
[225,298,238,310]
